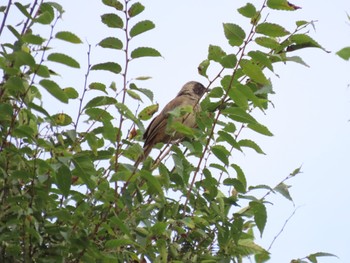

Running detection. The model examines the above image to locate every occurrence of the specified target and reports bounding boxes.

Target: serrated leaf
[47,53,80,68]
[55,31,82,44]
[240,59,269,85]
[239,139,265,154]
[287,34,327,52]
[131,47,161,59]
[102,0,123,10]
[91,62,121,74]
[222,107,257,124]
[208,45,226,62]
[217,130,241,150]
[267,0,301,11]
[248,51,273,71]
[101,13,123,28]
[250,201,267,236]
[89,82,107,94]
[130,20,155,38]
[255,37,280,49]
[247,123,273,136]
[220,54,237,68]
[40,79,68,103]
[138,104,158,121]
[128,2,145,17]
[336,47,350,60]
[84,96,117,109]
[223,23,246,46]
[237,3,257,18]
[211,145,230,166]
[232,163,247,190]
[98,37,123,49]
[256,23,290,37]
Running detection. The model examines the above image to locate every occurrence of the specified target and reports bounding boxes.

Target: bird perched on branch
[135,81,207,167]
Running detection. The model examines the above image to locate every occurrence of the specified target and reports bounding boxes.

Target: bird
[135,81,207,167]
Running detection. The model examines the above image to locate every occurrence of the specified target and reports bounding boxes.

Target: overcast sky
[7,0,350,262]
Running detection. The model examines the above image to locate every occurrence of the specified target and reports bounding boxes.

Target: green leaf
[141,170,164,197]
[101,13,123,28]
[221,107,257,124]
[35,11,54,24]
[128,2,145,17]
[274,183,293,202]
[247,123,273,136]
[307,252,338,263]
[89,82,107,93]
[239,139,265,154]
[285,56,309,67]
[250,201,267,236]
[217,130,241,151]
[23,33,45,45]
[105,239,135,248]
[63,87,79,99]
[170,121,195,137]
[223,23,246,46]
[84,96,117,109]
[127,89,142,101]
[35,64,50,77]
[211,145,230,166]
[13,125,35,139]
[52,113,72,126]
[227,86,248,109]
[287,34,327,52]
[14,2,31,18]
[336,47,350,60]
[130,83,154,101]
[255,37,280,50]
[256,23,290,37]
[129,20,155,37]
[85,108,114,121]
[248,51,273,71]
[138,104,159,121]
[208,45,226,62]
[13,51,36,68]
[267,0,301,11]
[131,47,161,59]
[56,165,71,197]
[232,163,247,191]
[0,103,13,121]
[198,59,210,77]
[237,3,257,18]
[47,53,80,68]
[102,0,123,10]
[91,62,122,74]
[220,54,237,68]
[240,59,269,85]
[72,154,96,189]
[55,31,82,44]
[98,37,123,49]
[40,79,68,103]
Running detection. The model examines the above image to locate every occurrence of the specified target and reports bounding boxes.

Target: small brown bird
[135,81,206,167]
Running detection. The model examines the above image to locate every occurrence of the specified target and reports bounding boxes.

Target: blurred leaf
[274,183,293,202]
[222,107,257,124]
[63,87,79,99]
[102,0,123,10]
[131,47,162,59]
[267,0,301,11]
[255,36,280,49]
[211,145,230,166]
[285,56,309,67]
[250,201,267,236]
[84,96,117,109]
[288,34,327,52]
[56,165,71,197]
[40,79,69,103]
[198,59,210,77]
[91,62,122,74]
[127,89,142,101]
[23,33,45,45]
[89,82,107,93]
[240,59,269,85]
[223,23,246,46]
[336,47,350,60]
[248,50,273,71]
[208,45,226,62]
[217,130,241,151]
[47,53,80,68]
[138,104,158,121]
[128,2,145,17]
[239,139,265,154]
[98,37,123,49]
[141,170,164,197]
[52,113,72,126]
[130,20,155,37]
[307,252,338,263]
[256,23,290,37]
[101,13,123,28]
[72,154,96,189]
[130,83,154,101]
[85,108,114,121]
[12,51,36,67]
[232,163,247,190]
[247,123,273,136]
[237,3,257,18]
[55,31,82,44]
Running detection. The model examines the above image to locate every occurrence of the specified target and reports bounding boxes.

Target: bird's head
[177,81,207,99]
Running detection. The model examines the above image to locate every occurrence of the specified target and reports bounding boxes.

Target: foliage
[0,0,335,262]
[336,13,350,60]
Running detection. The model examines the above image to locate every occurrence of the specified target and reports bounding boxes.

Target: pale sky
[8,0,350,262]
